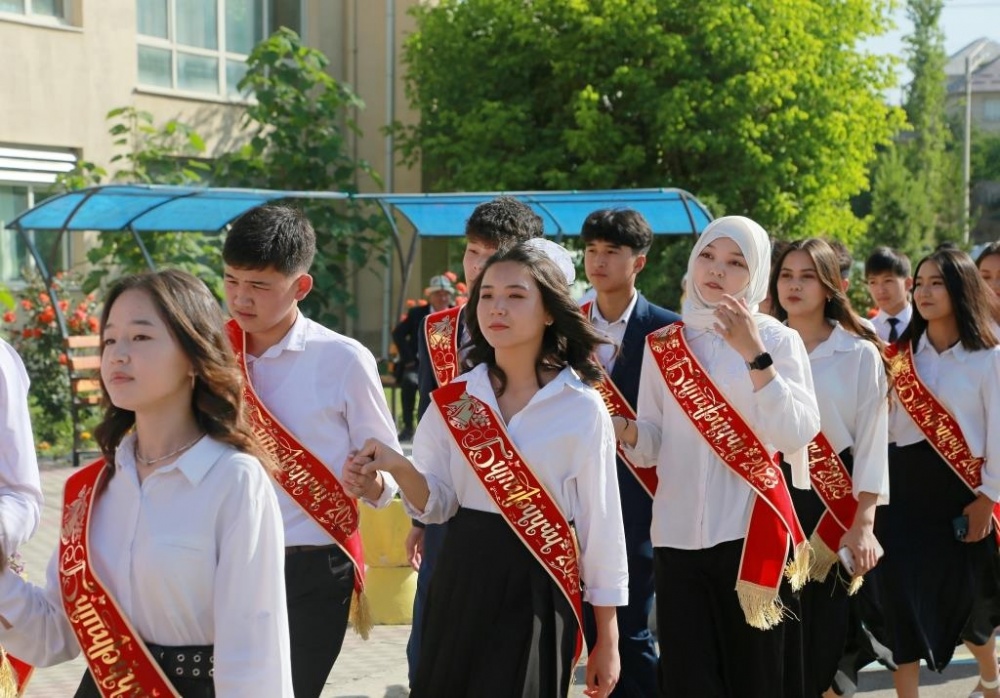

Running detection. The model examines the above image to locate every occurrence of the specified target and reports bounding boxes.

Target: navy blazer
[606,293,680,531]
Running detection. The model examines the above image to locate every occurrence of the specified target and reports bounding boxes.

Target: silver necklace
[134,434,203,467]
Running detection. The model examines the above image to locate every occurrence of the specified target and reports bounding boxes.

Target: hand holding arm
[355,438,431,512]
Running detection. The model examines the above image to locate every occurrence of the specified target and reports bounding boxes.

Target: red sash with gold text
[580,301,657,498]
[806,433,860,582]
[59,459,181,697]
[432,381,585,665]
[424,305,463,387]
[648,323,810,629]
[888,342,1000,543]
[226,320,371,637]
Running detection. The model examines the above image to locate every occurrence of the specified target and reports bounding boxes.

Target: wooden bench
[65,335,102,467]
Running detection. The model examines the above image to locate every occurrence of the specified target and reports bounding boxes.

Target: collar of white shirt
[875,304,912,329]
[462,362,591,407]
[588,292,639,328]
[809,321,862,360]
[915,331,972,363]
[249,311,309,361]
[116,432,226,486]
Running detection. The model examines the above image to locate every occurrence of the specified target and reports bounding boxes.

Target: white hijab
[682,216,810,488]
[682,216,774,332]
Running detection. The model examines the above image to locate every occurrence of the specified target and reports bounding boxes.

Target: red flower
[2,311,14,323]
[38,308,56,325]
[38,293,50,304]
[443,271,458,283]
[405,299,416,308]
[58,353,68,365]
[58,299,69,311]
[87,317,100,333]
[20,300,32,311]
[21,328,32,339]
[418,299,428,306]
[456,282,468,294]
[867,307,878,319]
[32,328,43,338]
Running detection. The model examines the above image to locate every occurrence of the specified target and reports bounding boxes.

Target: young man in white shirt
[222,206,401,698]
[580,209,678,697]
[865,246,912,343]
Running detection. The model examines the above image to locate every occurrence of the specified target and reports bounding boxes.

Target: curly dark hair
[465,196,544,249]
[94,269,269,476]
[462,243,605,394]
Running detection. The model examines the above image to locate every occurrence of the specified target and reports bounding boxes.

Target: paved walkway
[14,463,995,696]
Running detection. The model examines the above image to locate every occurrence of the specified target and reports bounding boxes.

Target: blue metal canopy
[9,184,711,237]
[9,184,348,233]
[375,188,711,237]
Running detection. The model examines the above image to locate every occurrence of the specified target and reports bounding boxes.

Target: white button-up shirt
[0,339,42,558]
[872,305,912,343]
[408,364,629,607]
[809,323,889,503]
[588,293,639,374]
[889,335,1000,501]
[0,435,293,696]
[245,313,400,546]
[627,322,820,549]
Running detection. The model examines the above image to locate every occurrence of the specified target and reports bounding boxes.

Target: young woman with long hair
[770,238,891,697]
[876,248,1000,698]
[0,269,292,697]
[346,241,628,698]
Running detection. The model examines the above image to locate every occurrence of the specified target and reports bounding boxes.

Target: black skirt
[871,441,1000,670]
[782,450,855,696]
[411,507,577,698]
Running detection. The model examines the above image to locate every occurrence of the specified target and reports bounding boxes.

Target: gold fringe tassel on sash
[807,531,838,584]
[784,540,813,592]
[736,581,787,631]
[807,532,865,595]
[0,647,18,698]
[349,590,373,640]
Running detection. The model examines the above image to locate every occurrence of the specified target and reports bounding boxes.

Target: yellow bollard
[359,499,417,624]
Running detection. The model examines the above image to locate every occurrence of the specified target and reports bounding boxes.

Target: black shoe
[398,428,414,442]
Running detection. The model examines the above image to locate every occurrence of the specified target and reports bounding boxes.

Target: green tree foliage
[58,107,223,297]
[400,0,902,246]
[867,145,933,255]
[213,28,388,326]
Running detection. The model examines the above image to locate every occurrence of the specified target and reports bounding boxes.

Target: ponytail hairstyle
[463,242,605,394]
[95,269,271,476]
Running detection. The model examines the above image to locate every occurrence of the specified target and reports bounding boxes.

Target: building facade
[0,0,424,352]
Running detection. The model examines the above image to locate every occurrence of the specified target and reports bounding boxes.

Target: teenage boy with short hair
[222,205,401,698]
[406,195,543,684]
[865,246,913,343]
[579,208,678,698]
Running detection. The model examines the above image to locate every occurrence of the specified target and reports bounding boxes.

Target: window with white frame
[984,97,1000,123]
[0,147,75,284]
[136,0,303,98]
[0,0,66,19]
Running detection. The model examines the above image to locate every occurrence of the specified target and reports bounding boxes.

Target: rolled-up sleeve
[851,346,890,504]
[573,406,628,607]
[977,351,1000,502]
[750,331,821,455]
[624,344,665,467]
[405,405,459,524]
[0,342,42,558]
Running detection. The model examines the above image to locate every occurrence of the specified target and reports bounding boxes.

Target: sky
[865,1,1000,101]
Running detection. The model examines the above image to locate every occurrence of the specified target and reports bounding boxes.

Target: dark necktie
[887,317,900,343]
